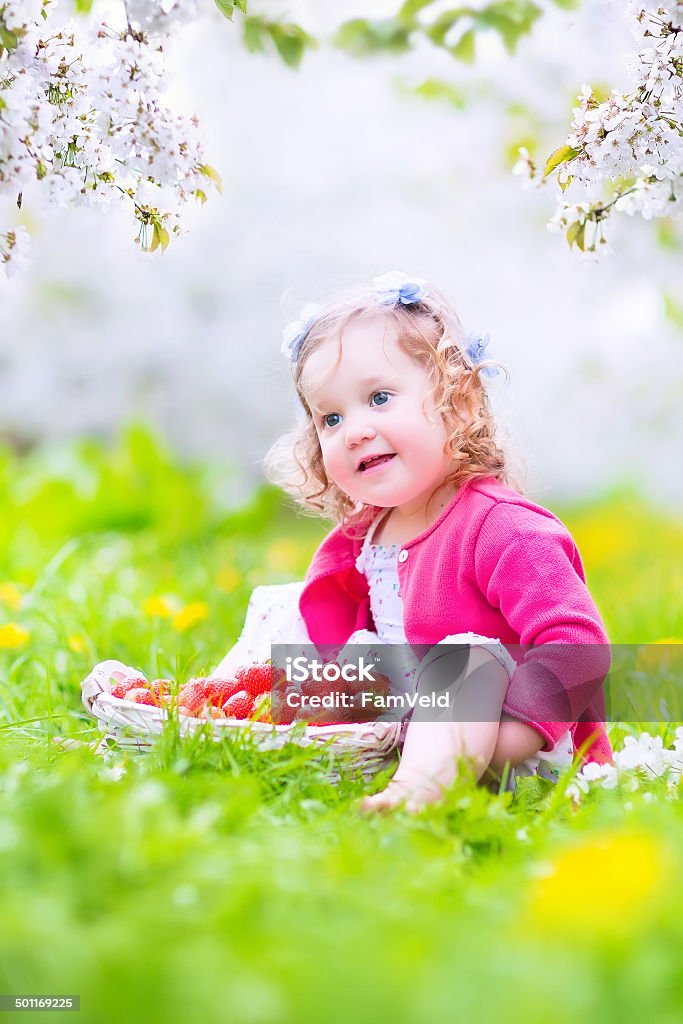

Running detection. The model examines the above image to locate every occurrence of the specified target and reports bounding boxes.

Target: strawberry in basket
[250,692,273,724]
[110,676,172,707]
[206,677,242,707]
[105,660,391,728]
[223,689,255,720]
[177,679,211,717]
[110,675,149,699]
[235,662,284,698]
[150,679,171,700]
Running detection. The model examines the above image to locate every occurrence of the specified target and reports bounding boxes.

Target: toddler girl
[253,272,611,810]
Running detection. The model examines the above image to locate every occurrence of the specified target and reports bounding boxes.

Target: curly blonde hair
[263,282,509,536]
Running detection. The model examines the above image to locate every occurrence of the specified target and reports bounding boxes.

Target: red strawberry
[177,681,208,715]
[250,693,273,724]
[301,675,336,700]
[150,678,171,699]
[185,676,211,693]
[224,689,255,720]
[271,687,298,725]
[235,663,276,698]
[205,677,241,707]
[110,675,147,699]
[127,687,158,706]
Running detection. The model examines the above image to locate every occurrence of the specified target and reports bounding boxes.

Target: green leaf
[449,28,476,63]
[150,221,169,254]
[243,17,315,66]
[334,18,412,56]
[477,0,542,54]
[243,18,267,53]
[199,164,223,195]
[397,0,439,22]
[268,23,314,69]
[72,0,95,12]
[0,24,19,50]
[234,0,248,11]
[412,77,466,109]
[425,8,470,47]
[0,95,6,110]
[512,774,555,811]
[663,292,683,331]
[544,144,578,177]
[551,0,579,8]
[504,135,538,169]
[575,222,586,252]
[214,0,235,21]
[566,220,585,251]
[656,219,683,252]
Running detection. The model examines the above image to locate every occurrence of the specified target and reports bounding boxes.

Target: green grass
[1,426,682,1024]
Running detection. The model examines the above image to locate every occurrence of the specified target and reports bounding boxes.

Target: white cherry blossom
[523,1,683,256]
[0,0,219,275]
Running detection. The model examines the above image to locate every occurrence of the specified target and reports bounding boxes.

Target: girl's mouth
[358,454,396,473]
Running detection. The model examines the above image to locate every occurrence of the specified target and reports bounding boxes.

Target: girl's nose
[345,415,376,448]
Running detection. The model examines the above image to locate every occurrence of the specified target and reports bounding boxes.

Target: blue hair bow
[281,303,322,363]
[464,330,498,378]
[372,270,429,306]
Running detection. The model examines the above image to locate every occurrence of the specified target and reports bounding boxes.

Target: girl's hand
[359,775,446,814]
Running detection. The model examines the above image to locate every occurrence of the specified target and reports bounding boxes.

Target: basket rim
[94,691,400,739]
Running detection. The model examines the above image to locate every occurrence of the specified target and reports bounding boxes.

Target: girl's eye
[322,413,341,429]
[370,391,390,407]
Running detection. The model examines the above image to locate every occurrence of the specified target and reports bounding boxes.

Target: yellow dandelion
[142,595,176,619]
[525,830,670,937]
[0,623,30,649]
[265,538,302,574]
[571,516,641,570]
[217,566,241,593]
[67,634,88,654]
[172,602,209,632]
[0,583,22,611]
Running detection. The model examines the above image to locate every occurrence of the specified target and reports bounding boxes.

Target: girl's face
[299,316,453,516]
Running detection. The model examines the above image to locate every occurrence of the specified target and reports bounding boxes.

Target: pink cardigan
[299,477,612,764]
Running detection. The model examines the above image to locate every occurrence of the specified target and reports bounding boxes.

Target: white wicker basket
[80,583,406,778]
[81,659,402,779]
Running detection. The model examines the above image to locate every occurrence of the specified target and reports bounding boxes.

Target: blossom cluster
[567,729,683,800]
[0,0,220,275]
[515,1,683,257]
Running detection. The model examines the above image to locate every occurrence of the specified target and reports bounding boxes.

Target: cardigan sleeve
[473,502,610,750]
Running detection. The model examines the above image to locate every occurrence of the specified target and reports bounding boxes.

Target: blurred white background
[1,0,681,506]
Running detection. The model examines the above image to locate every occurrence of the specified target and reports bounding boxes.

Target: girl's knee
[490,718,545,772]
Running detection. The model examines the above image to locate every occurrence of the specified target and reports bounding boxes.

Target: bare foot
[359,776,445,814]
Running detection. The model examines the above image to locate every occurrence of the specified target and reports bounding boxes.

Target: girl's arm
[360,648,509,812]
[474,502,611,753]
